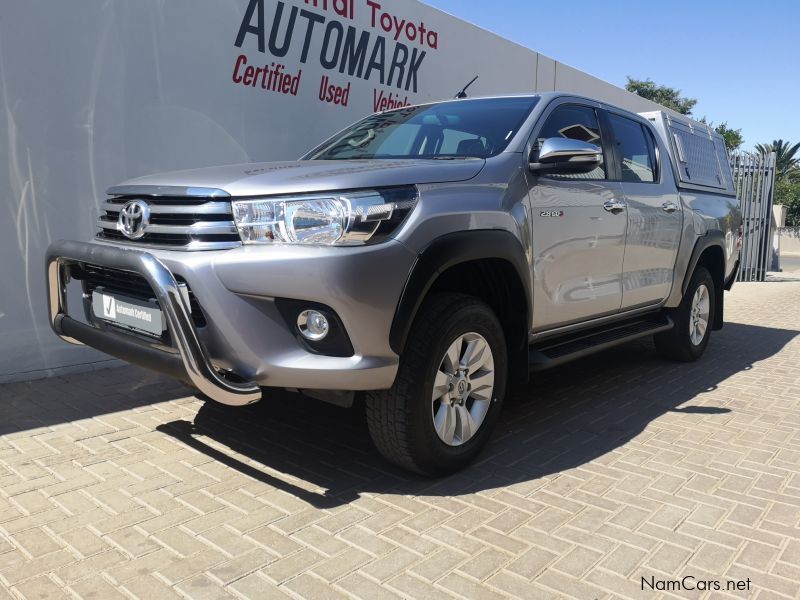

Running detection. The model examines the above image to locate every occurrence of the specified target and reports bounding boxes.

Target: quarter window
[608,114,656,183]
[536,105,606,180]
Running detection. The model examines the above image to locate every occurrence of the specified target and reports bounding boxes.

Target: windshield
[305,97,539,161]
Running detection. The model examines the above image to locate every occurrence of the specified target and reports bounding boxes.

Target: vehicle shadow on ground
[154,321,798,508]
[0,366,189,438]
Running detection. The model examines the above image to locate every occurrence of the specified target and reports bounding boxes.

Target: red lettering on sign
[366,1,439,49]
[232,55,302,96]
[319,75,351,106]
[232,54,247,83]
[305,0,354,20]
[373,88,410,112]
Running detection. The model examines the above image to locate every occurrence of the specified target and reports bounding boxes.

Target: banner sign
[231,0,445,111]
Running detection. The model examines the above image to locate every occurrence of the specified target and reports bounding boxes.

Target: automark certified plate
[91,290,164,336]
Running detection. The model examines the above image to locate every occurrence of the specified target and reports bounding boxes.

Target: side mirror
[529,137,602,174]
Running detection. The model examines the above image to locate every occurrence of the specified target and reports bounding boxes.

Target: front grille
[175,276,207,327]
[96,196,241,251]
[76,263,153,300]
[71,263,207,328]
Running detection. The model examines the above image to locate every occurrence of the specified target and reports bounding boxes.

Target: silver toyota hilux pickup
[46,93,741,475]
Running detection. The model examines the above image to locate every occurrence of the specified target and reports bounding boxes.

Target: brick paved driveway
[1,280,799,599]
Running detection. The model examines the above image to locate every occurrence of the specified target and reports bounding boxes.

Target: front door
[526,102,627,331]
[605,111,683,309]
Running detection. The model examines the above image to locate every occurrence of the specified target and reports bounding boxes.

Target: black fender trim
[389,230,532,355]
[682,232,726,330]
[724,260,739,291]
[681,232,726,296]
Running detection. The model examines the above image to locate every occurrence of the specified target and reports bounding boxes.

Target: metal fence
[731,151,777,282]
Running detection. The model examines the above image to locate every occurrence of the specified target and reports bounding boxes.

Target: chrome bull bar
[46,240,261,406]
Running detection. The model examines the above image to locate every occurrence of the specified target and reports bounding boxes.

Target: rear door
[605,111,682,309]
[526,101,627,330]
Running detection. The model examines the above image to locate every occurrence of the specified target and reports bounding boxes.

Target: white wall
[778,227,800,255]
[0,0,665,381]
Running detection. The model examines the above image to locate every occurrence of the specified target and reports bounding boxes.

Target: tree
[775,178,800,226]
[699,118,744,152]
[755,139,800,181]
[625,77,697,115]
[713,122,744,153]
[626,77,744,151]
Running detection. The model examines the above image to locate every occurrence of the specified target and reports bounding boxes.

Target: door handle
[603,199,626,214]
[662,201,679,213]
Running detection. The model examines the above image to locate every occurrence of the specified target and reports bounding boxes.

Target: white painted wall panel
[535,55,556,91]
[554,61,666,114]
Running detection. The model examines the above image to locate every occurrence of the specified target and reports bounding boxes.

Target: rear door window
[608,114,656,183]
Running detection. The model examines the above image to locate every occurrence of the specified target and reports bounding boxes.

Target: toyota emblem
[117,200,150,240]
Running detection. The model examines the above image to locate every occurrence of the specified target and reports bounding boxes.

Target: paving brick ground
[1,279,799,599]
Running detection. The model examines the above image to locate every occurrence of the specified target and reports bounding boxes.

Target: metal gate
[731,151,777,282]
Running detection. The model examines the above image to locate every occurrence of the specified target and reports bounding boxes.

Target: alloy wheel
[689,283,710,346]
[431,332,495,446]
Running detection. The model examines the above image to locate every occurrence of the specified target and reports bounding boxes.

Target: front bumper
[46,238,414,400]
[47,240,262,405]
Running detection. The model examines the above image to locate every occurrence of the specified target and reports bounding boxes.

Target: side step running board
[529,312,673,371]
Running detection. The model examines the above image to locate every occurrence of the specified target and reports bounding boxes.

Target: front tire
[655,266,715,361]
[366,293,507,476]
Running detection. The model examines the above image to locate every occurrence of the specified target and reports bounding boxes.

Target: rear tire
[366,293,507,476]
[655,266,715,361]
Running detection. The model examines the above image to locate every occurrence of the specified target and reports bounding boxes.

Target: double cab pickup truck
[46,93,741,475]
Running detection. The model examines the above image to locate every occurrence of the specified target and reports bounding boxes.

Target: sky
[422,0,799,151]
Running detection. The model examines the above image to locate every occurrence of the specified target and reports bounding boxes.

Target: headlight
[231,186,418,245]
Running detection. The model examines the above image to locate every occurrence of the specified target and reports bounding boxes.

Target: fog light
[297,309,329,341]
